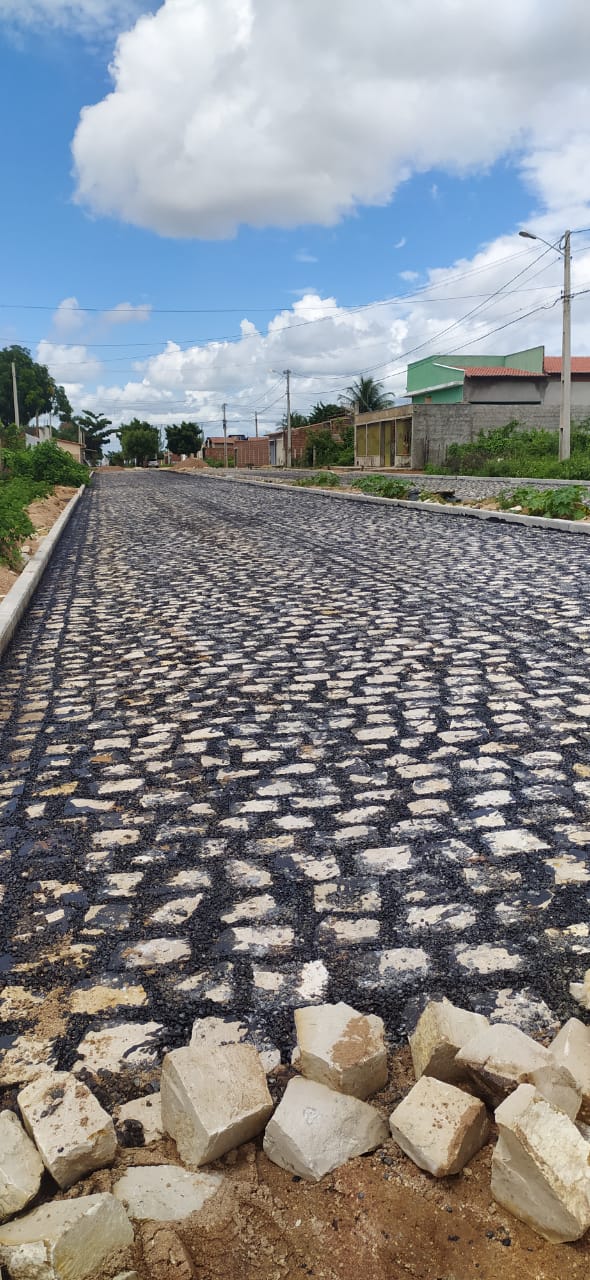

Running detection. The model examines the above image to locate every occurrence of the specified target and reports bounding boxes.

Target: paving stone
[551,1019,590,1122]
[114,1163,221,1220]
[389,1075,490,1176]
[161,1043,273,1165]
[263,1076,388,1181]
[73,1021,163,1076]
[492,1084,590,1243]
[0,1110,44,1223]
[18,1071,117,1190]
[0,1193,134,1280]
[455,1024,562,1107]
[295,1002,388,1099]
[409,999,489,1085]
[115,1093,163,1144]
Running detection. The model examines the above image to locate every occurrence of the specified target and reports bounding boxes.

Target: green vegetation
[60,410,113,463]
[165,421,203,456]
[205,456,235,468]
[119,420,160,466]
[351,474,411,499]
[430,419,590,479]
[340,376,394,412]
[303,423,354,467]
[294,471,340,487]
[497,484,590,521]
[0,441,89,569]
[0,345,72,427]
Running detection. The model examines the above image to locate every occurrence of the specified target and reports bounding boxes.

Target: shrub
[351,474,411,499]
[434,420,590,481]
[6,441,89,488]
[497,484,590,521]
[294,471,340,488]
[0,475,49,568]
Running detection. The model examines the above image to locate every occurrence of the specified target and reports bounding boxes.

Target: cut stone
[161,1042,273,1166]
[389,1075,490,1177]
[0,1193,133,1280]
[551,1019,590,1123]
[409,999,489,1085]
[18,1071,117,1190]
[455,1023,554,1105]
[73,1021,163,1076]
[263,1076,388,1181]
[190,1016,279,1074]
[570,969,590,1010]
[0,1110,44,1223]
[294,1002,388,1099]
[114,1164,221,1221]
[492,1084,590,1243]
[115,1093,163,1144]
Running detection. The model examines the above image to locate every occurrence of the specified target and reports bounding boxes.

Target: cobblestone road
[1,472,590,1086]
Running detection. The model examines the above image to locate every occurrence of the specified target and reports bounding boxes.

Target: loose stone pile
[0,997,589,1277]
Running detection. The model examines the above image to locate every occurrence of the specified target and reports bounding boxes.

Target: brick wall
[411,403,590,468]
[235,438,271,467]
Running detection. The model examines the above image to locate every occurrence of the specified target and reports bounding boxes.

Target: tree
[279,410,308,430]
[119,419,160,466]
[0,345,69,427]
[165,421,203,456]
[307,402,346,425]
[340,376,394,412]
[71,410,113,461]
[53,384,73,424]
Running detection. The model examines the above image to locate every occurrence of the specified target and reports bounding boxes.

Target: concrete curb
[185,470,590,536]
[0,482,88,659]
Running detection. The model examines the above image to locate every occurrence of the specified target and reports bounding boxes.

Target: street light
[519,228,571,461]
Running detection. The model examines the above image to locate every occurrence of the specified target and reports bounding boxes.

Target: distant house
[203,433,247,464]
[406,347,590,407]
[24,424,86,464]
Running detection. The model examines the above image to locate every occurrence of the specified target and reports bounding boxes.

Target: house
[264,416,350,466]
[203,434,247,464]
[355,346,590,471]
[24,424,86,464]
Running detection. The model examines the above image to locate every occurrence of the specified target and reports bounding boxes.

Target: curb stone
[184,470,590,537]
[0,481,88,659]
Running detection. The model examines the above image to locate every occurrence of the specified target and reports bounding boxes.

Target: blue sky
[1,0,589,431]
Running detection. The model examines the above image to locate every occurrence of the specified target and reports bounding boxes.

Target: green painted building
[406,346,545,403]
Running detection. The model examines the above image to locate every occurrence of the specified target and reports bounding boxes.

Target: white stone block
[409,999,489,1085]
[294,1002,387,1099]
[115,1093,163,1144]
[114,1164,221,1220]
[263,1076,388,1181]
[455,1023,553,1105]
[0,1193,133,1280]
[551,1018,590,1123]
[161,1043,273,1166]
[0,1111,44,1223]
[389,1075,490,1177]
[18,1071,117,1190]
[492,1084,590,1243]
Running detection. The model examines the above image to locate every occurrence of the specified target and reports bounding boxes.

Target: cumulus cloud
[72,0,590,239]
[102,301,152,325]
[72,225,590,427]
[37,339,102,387]
[295,250,318,265]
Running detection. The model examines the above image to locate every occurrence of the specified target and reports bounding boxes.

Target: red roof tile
[544,357,590,374]
[462,366,536,378]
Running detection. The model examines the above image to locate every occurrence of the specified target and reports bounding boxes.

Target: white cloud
[394,238,406,250]
[37,339,102,387]
[102,301,152,325]
[72,0,590,240]
[51,297,86,337]
[295,250,318,264]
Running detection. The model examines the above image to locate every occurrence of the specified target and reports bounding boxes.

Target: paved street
[1,471,590,1085]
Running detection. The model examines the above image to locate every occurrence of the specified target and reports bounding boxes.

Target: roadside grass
[428,420,590,479]
[351,474,412,498]
[497,484,590,520]
[0,441,89,570]
[294,471,340,488]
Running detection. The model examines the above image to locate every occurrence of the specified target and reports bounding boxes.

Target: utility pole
[11,362,20,428]
[255,411,259,438]
[284,369,292,468]
[222,403,228,472]
[560,230,572,463]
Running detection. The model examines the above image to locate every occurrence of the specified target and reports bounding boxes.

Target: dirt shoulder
[0,485,78,603]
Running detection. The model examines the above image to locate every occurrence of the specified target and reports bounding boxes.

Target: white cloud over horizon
[0,0,141,33]
[71,0,590,240]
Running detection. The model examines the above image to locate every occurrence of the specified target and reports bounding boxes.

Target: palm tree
[340,376,394,412]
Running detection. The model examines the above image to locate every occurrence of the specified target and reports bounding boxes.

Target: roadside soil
[8,1049,585,1280]
[0,485,77,603]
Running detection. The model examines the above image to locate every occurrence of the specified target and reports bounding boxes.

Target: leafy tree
[72,410,113,461]
[304,421,355,467]
[165,421,203,456]
[119,419,160,466]
[340,376,394,412]
[107,450,125,466]
[0,345,65,427]
[307,402,346,425]
[56,422,79,443]
[52,384,73,424]
[278,410,308,430]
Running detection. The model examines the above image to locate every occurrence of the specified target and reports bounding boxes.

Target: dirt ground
[0,485,77,602]
[26,1049,587,1280]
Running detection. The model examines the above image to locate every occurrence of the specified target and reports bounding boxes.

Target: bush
[0,475,49,568]
[497,484,590,521]
[433,420,590,480]
[351,474,411,499]
[6,441,89,488]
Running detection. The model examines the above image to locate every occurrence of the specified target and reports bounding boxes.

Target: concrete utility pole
[560,230,572,463]
[284,369,292,468]
[11,362,20,428]
[255,411,259,438]
[519,227,572,462]
[222,403,228,472]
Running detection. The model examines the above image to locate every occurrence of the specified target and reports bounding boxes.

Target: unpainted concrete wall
[410,402,590,468]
